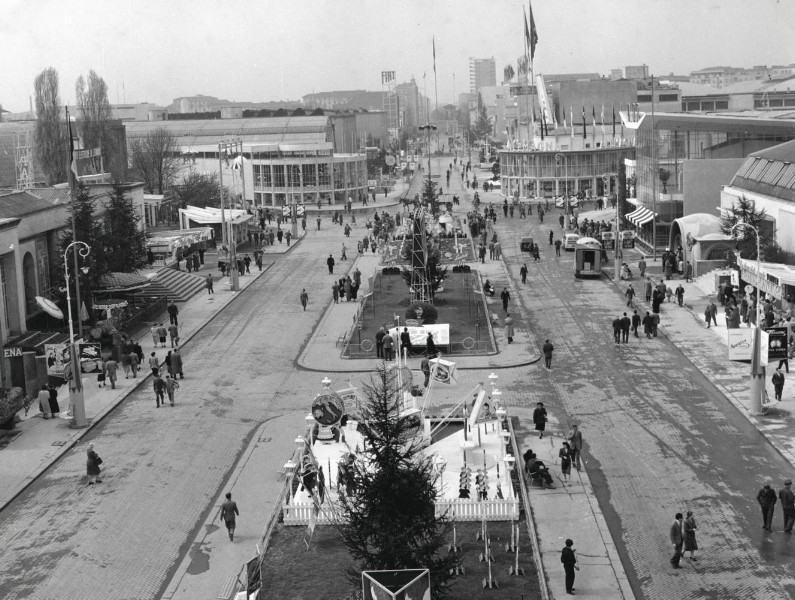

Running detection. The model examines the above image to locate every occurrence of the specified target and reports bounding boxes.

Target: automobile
[563,233,580,251]
[554,196,580,209]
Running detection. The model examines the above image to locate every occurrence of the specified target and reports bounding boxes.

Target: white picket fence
[282,497,518,526]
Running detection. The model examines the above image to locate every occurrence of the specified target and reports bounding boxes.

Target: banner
[766,326,788,362]
[727,328,753,361]
[620,230,635,249]
[601,231,615,250]
[45,344,70,377]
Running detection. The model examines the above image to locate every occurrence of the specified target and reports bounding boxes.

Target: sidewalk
[0,239,299,512]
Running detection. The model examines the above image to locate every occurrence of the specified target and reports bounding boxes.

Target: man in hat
[779,479,795,534]
[757,481,778,532]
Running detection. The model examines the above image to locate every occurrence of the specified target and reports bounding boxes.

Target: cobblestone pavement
[0,228,369,600]
[468,201,795,599]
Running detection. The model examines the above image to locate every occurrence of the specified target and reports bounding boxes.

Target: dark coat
[86,449,102,476]
[532,407,547,431]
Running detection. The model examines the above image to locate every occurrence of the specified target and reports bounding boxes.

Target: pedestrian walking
[149,352,159,377]
[675,284,684,306]
[300,289,309,311]
[549,230,554,245]
[504,314,514,344]
[542,339,554,369]
[341,243,348,260]
[631,310,641,337]
[382,332,394,361]
[421,356,431,388]
[555,238,562,256]
[37,385,52,419]
[758,481,778,531]
[612,316,622,344]
[425,332,437,357]
[206,274,214,294]
[645,277,653,302]
[327,254,335,275]
[375,327,385,358]
[164,374,179,406]
[772,368,785,401]
[220,492,240,541]
[171,348,184,379]
[157,323,167,347]
[130,351,139,378]
[642,311,654,338]
[568,424,583,469]
[670,513,684,568]
[332,283,339,304]
[151,323,159,346]
[168,323,179,348]
[105,359,118,389]
[153,374,166,407]
[532,402,547,439]
[86,442,103,485]
[520,264,528,284]
[621,312,631,343]
[638,255,647,278]
[559,442,572,483]
[560,539,579,595]
[685,261,693,282]
[316,216,321,230]
[501,288,511,312]
[47,384,60,416]
[683,511,698,560]
[168,300,179,326]
[625,284,635,307]
[120,351,132,378]
[779,479,794,534]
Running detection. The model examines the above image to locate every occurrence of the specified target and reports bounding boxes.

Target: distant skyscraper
[469,58,497,94]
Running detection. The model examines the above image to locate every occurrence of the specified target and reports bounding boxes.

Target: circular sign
[385,155,396,166]
[745,285,754,294]
[311,392,345,426]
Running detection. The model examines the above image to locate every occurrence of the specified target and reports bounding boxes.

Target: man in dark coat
[400,328,413,357]
[758,482,777,532]
[167,300,179,326]
[425,332,437,357]
[779,479,795,534]
[542,339,554,369]
[612,316,622,344]
[670,513,684,568]
[772,368,785,401]
[375,327,386,359]
[631,310,641,338]
[501,288,511,312]
[620,312,631,343]
[532,402,547,439]
[560,539,578,593]
[642,311,654,338]
[327,254,335,275]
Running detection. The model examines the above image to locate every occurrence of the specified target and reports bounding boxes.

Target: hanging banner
[766,326,788,362]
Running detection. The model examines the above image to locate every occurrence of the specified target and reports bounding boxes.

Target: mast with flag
[523,2,539,144]
[433,36,438,113]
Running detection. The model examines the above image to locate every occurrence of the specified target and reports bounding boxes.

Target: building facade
[469,58,497,94]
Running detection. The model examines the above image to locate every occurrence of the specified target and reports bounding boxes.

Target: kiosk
[574,237,604,278]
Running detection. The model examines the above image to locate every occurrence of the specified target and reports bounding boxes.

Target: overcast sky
[2,0,794,112]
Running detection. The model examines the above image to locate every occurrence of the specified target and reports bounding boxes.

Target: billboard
[727,329,753,361]
[389,324,450,346]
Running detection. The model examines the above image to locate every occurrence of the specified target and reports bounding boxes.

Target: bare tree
[128,127,181,194]
[75,70,124,180]
[34,67,68,185]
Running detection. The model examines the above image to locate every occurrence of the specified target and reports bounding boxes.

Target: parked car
[563,233,581,251]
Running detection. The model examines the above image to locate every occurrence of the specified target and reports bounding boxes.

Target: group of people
[757,479,795,534]
[331,268,362,303]
[669,510,699,568]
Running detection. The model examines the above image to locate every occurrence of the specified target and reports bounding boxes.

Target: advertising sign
[727,329,753,361]
[78,343,103,373]
[389,324,450,346]
[620,230,635,249]
[760,328,770,365]
[730,269,740,287]
[766,326,788,362]
[45,344,70,377]
[601,231,616,250]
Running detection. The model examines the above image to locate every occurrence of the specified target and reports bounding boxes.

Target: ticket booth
[574,237,603,278]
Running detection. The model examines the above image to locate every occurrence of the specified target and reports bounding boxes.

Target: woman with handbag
[86,443,103,485]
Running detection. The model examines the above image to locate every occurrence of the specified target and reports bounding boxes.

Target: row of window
[251,162,366,190]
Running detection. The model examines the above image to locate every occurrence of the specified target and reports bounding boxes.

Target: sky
[2,0,795,112]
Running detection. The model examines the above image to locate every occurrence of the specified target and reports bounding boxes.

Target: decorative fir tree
[336,365,456,598]
[720,195,774,260]
[100,183,149,273]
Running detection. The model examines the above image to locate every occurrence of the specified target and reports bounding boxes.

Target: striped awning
[625,206,657,227]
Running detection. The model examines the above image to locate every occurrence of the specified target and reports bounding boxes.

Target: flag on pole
[433,37,437,75]
[612,104,616,137]
[527,1,539,62]
[600,105,605,136]
[581,106,586,139]
[67,108,78,180]
[570,106,575,143]
[540,112,545,140]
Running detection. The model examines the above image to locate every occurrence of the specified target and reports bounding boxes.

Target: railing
[343,339,491,359]
[282,497,519,526]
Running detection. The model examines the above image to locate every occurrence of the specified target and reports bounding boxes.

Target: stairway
[139,267,207,303]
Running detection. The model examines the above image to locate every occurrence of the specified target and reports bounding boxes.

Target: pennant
[581,106,586,139]
[528,1,539,62]
[66,107,78,180]
[612,104,616,137]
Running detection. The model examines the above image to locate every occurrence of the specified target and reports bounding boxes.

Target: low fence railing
[282,496,519,526]
[343,338,491,359]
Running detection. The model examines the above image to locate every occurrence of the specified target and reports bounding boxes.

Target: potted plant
[659,168,671,194]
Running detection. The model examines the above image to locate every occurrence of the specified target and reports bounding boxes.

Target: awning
[626,206,657,227]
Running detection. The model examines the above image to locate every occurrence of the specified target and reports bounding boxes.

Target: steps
[139,267,207,303]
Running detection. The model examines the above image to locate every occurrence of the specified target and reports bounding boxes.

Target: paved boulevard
[0,158,793,599]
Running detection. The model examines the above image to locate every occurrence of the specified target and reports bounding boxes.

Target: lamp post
[419,124,438,216]
[64,241,90,428]
[218,138,241,292]
[555,153,570,229]
[602,172,620,279]
[730,222,764,414]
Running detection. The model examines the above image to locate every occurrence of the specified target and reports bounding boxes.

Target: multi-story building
[690,64,795,88]
[623,112,795,252]
[469,58,497,94]
[681,77,795,113]
[395,78,422,132]
[123,116,368,208]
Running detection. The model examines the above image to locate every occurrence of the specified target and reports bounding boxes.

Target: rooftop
[729,139,795,202]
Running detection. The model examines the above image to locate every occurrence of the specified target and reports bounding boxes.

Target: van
[563,233,580,251]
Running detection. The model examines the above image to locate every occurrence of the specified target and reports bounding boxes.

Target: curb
[0,260,277,514]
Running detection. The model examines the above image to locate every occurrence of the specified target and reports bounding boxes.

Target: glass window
[273,165,285,187]
[262,165,272,187]
[302,164,317,186]
[318,163,331,186]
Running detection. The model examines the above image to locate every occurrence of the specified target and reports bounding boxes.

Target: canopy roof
[147,227,213,252]
[179,206,252,226]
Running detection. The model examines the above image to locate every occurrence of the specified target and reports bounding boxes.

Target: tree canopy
[34,67,68,185]
[128,127,181,194]
[75,70,125,182]
[470,95,492,143]
[99,184,149,273]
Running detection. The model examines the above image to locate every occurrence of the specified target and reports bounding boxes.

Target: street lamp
[419,124,438,215]
[730,222,764,414]
[64,241,90,428]
[218,138,241,292]
[602,172,619,279]
[555,153,570,229]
